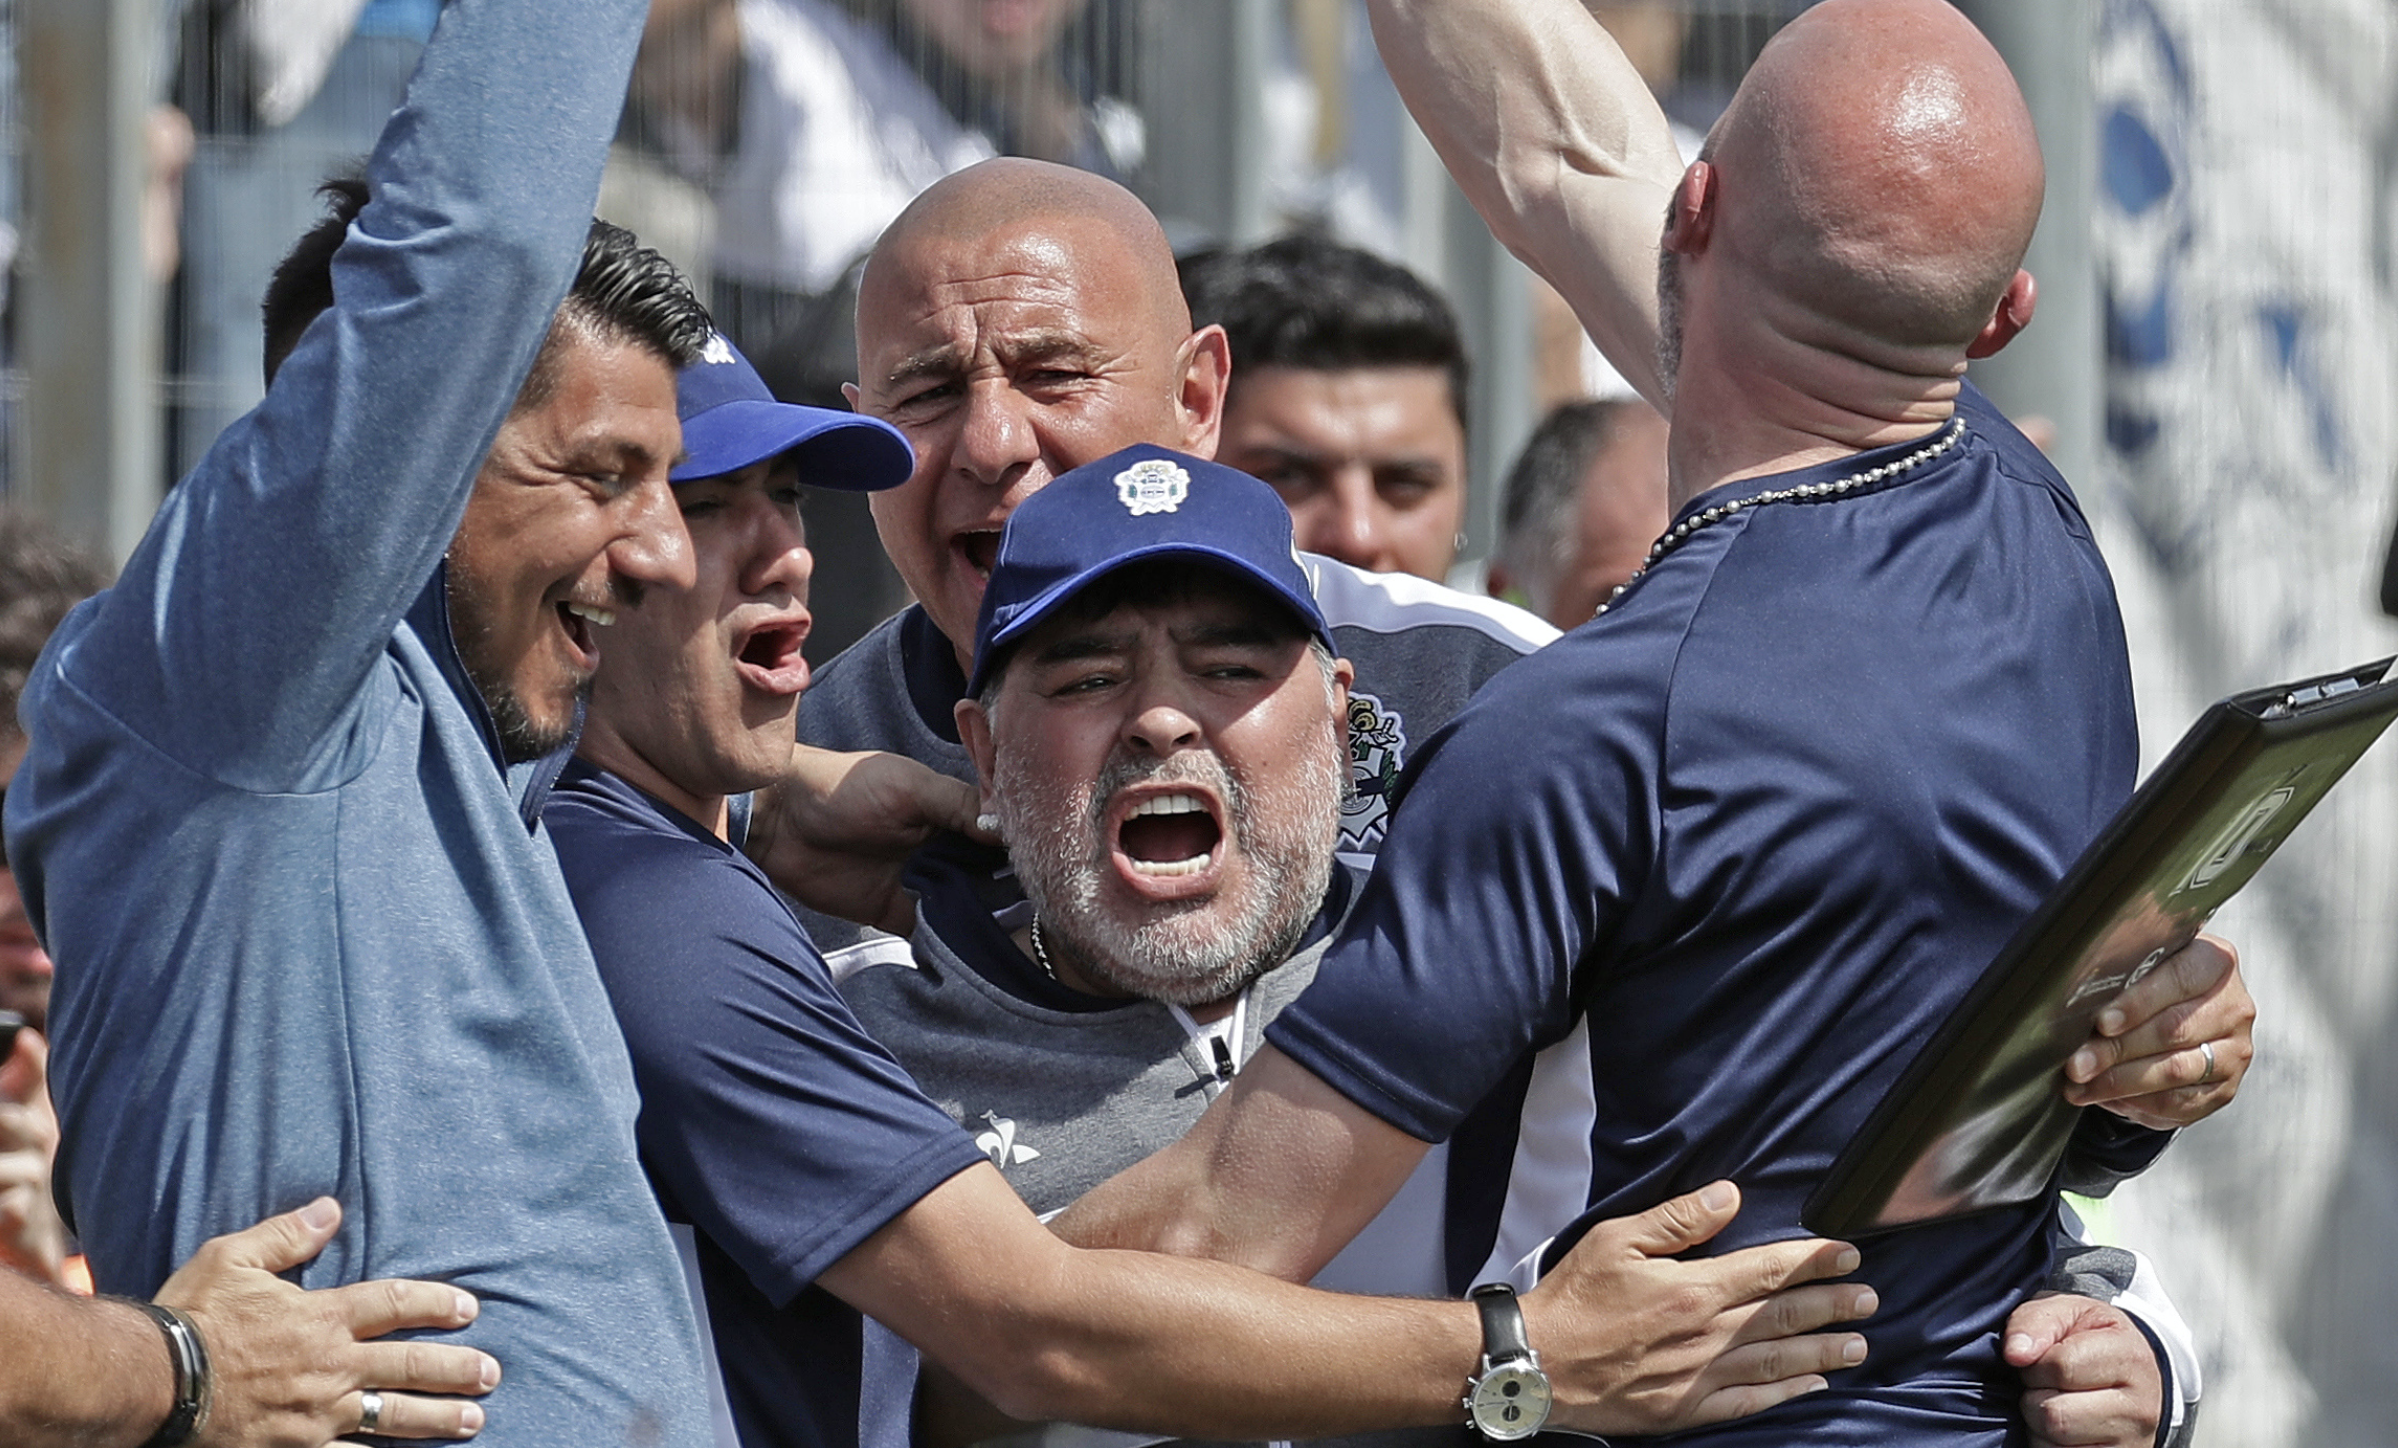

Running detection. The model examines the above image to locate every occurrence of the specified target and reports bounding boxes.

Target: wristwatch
[1463,1282,1552,1440]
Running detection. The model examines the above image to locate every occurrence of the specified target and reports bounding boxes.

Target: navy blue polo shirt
[548,762,986,1448]
[1270,385,2155,1444]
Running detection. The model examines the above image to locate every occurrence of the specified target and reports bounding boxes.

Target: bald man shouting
[1055,3,2242,1444]
[796,157,1557,939]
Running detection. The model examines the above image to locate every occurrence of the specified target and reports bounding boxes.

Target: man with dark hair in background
[8,0,727,1440]
[1487,397,1671,630]
[1180,234,1473,582]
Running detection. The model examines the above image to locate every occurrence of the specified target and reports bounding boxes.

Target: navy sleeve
[60,0,640,791]
[552,785,984,1303]
[2057,1110,2176,1197]
[1267,627,1657,1142]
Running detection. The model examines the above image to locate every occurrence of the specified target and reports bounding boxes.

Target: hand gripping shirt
[549,763,986,1448]
[1268,385,2162,1445]
[5,2,715,1440]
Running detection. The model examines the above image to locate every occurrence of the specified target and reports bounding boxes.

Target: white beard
[996,724,1346,1007]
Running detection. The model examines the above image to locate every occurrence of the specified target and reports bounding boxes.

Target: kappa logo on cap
[1115,458,1190,517]
[699,333,736,365]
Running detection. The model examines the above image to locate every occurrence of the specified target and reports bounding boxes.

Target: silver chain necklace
[1594,418,1966,618]
[1030,916,1059,982]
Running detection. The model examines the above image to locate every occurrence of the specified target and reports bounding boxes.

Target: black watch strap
[121,1300,212,1448]
[1470,1282,1532,1362]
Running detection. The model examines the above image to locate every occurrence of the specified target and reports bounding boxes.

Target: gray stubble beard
[995,721,1347,1008]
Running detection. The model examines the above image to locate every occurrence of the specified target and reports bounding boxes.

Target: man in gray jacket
[7,0,721,1440]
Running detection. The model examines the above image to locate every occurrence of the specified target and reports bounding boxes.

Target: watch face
[1469,1365,1552,1441]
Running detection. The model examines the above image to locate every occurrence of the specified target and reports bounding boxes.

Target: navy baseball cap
[672,332,913,490]
[967,444,1334,696]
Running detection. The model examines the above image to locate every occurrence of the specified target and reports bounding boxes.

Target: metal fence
[12,3,2398,1443]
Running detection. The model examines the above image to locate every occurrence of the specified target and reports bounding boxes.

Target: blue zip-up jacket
[5,0,713,1441]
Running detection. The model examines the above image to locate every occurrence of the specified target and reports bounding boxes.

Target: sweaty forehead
[862,215,1183,365]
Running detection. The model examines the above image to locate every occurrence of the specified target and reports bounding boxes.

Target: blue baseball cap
[967,444,1334,696]
[673,332,913,490]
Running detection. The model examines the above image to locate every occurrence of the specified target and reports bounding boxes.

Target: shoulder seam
[1307,554,1560,652]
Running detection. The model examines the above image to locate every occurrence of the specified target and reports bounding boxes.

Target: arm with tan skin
[745,744,990,935]
[2001,939,2252,1448]
[1047,1046,1876,1435]
[2006,1294,2167,1448]
[2064,933,2253,1129]
[1364,0,2257,1129]
[1364,0,1683,411]
[0,1198,498,1448]
[1367,1,2252,1122]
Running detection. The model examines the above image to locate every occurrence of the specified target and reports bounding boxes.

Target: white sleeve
[2050,1200,2202,1446]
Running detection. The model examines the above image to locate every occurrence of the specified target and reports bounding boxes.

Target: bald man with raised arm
[1055,3,2250,1445]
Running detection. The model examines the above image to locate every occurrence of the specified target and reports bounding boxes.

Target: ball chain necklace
[1030,916,1060,982]
[1593,417,1966,618]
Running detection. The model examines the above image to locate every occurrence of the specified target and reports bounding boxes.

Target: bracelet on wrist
[116,1299,212,1448]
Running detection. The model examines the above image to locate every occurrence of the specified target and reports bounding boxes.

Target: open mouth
[734,619,811,695]
[558,600,615,670]
[1114,791,1224,878]
[958,530,1003,580]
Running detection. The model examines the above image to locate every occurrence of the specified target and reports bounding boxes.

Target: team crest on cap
[1115,459,1190,516]
[699,333,736,365]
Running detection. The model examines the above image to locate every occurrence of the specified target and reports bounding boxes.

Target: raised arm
[67,0,650,789]
[1365,0,1684,408]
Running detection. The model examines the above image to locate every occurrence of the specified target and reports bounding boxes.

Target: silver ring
[2196,1040,2217,1086]
[359,1390,385,1435]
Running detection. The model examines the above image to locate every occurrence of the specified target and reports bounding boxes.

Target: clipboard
[1805,657,2398,1238]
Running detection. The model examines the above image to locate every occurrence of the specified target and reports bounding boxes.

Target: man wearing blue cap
[549,374,1879,1448]
[845,438,1460,1304]
[7,0,734,1442]
[845,442,2222,1448]
[1050,4,2245,1447]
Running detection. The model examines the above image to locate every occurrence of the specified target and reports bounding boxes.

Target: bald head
[861,158,1192,353]
[1703,0,2043,354]
[848,158,1232,664]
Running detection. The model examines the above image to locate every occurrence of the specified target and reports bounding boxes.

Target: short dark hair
[517,219,717,411]
[1495,398,1647,604]
[1179,234,1469,427]
[261,181,715,399]
[0,508,111,745]
[261,174,370,386]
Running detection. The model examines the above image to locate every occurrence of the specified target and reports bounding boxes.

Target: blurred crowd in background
[0,3,2396,1445]
[0,0,1803,655]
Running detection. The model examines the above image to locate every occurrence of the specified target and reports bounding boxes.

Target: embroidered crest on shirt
[1115,459,1190,516]
[699,332,736,365]
[1338,692,1408,855]
[975,1110,1042,1169]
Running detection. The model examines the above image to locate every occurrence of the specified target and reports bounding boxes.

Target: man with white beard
[552,358,1881,1448]
[840,444,1384,1235]
[841,441,2217,1448]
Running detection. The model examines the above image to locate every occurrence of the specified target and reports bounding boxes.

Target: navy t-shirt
[1270,387,2153,1444]
[548,762,986,1448]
